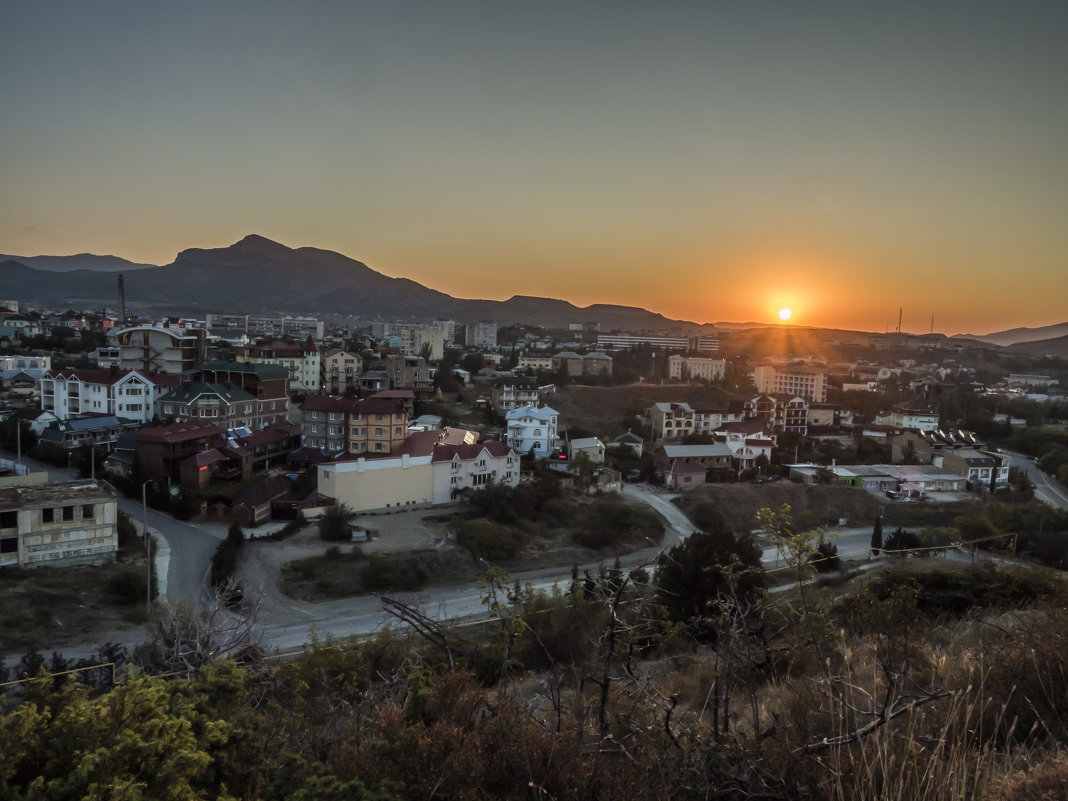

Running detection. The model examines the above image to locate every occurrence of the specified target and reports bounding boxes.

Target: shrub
[455,518,524,562]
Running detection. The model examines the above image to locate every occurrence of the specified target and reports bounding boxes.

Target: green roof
[159,382,256,404]
[197,360,289,380]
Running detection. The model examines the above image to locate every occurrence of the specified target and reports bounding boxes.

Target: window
[375,428,384,436]
[42,508,54,523]
[0,537,16,554]
[62,506,75,522]
[82,504,94,520]
[0,511,16,528]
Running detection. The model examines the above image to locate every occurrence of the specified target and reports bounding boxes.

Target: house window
[82,504,95,520]
[62,506,75,522]
[42,508,54,523]
[0,511,16,529]
[375,428,384,436]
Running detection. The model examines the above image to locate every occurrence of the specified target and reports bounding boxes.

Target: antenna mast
[118,273,126,324]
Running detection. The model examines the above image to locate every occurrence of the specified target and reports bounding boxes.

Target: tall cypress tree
[871,515,883,556]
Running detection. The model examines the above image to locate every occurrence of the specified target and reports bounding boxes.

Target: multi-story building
[37,415,142,455]
[0,478,119,568]
[156,383,260,429]
[318,432,517,513]
[398,324,445,361]
[516,354,554,371]
[40,367,181,424]
[712,420,777,471]
[752,364,828,403]
[939,448,1009,490]
[743,393,810,435]
[433,319,459,345]
[668,355,726,382]
[320,349,364,395]
[596,333,719,353]
[875,404,940,432]
[300,395,409,456]
[490,378,540,414]
[383,354,432,391]
[465,321,498,348]
[135,421,249,487]
[551,351,613,377]
[98,324,207,374]
[650,402,695,442]
[505,405,559,456]
[236,337,321,392]
[191,361,290,428]
[0,355,51,371]
[205,313,325,339]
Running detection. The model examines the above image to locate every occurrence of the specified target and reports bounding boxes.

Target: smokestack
[118,273,126,324]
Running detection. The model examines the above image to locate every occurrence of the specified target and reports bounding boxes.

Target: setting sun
[778,308,792,321]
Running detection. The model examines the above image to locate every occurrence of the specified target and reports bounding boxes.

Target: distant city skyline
[2,2,1065,336]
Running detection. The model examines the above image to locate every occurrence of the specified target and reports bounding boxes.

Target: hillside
[0,234,703,329]
[956,321,1068,347]
[548,383,736,437]
[1005,333,1068,358]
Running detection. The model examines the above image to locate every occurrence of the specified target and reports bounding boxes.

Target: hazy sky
[2,1,1066,334]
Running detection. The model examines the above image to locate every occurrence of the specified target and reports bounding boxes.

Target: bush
[319,504,355,542]
[361,554,427,593]
[455,518,524,562]
[105,569,150,606]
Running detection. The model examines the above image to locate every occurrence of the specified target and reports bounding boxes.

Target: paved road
[1001,449,1068,509]
[0,450,222,605]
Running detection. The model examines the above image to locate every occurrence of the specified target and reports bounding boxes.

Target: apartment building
[490,378,540,413]
[205,313,325,339]
[383,354,432,391]
[192,361,290,428]
[98,325,207,374]
[752,364,828,403]
[236,337,321,392]
[668,355,726,382]
[0,479,119,569]
[300,395,409,455]
[320,349,363,395]
[41,367,181,424]
[465,321,498,348]
[743,393,810,435]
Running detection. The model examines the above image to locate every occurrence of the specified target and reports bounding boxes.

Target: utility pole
[142,480,152,617]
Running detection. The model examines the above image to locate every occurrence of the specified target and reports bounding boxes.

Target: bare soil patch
[549,383,735,437]
[0,557,152,656]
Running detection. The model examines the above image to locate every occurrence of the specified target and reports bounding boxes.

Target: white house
[40,368,180,424]
[505,405,559,457]
[568,437,605,464]
[318,439,519,513]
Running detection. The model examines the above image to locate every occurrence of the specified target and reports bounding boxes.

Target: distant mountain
[1005,334,1068,358]
[0,234,704,330]
[0,252,156,272]
[954,321,1068,347]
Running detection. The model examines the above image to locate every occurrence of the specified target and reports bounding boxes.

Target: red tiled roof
[181,449,228,467]
[137,421,225,444]
[431,441,516,463]
[396,428,479,457]
[301,396,358,413]
[747,438,776,447]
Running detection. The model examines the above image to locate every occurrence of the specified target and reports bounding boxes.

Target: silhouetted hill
[955,321,1068,347]
[0,253,156,272]
[0,234,700,329]
[1005,334,1068,357]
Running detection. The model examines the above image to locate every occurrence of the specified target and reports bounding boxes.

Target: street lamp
[141,479,152,617]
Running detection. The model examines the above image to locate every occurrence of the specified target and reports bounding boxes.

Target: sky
[2,1,1066,335]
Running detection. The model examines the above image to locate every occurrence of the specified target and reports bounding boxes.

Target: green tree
[655,503,763,625]
[319,503,356,542]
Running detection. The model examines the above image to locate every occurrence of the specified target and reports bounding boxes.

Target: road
[1000,449,1068,509]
